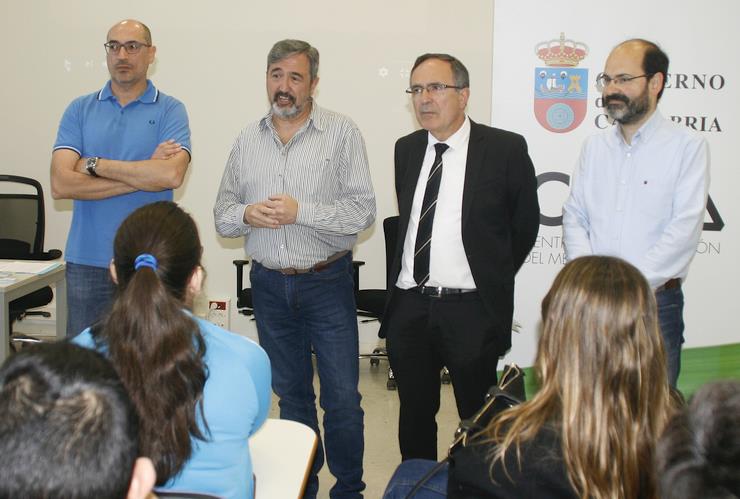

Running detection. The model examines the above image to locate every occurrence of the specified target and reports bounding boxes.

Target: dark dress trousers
[381,120,540,460]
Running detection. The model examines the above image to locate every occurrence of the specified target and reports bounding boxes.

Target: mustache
[604,94,629,105]
[273,92,296,104]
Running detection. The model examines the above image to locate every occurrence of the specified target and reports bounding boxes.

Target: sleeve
[243,340,272,436]
[641,136,709,287]
[508,135,540,272]
[53,98,83,156]
[562,141,595,260]
[295,124,377,235]
[69,328,96,349]
[159,98,192,157]
[214,132,251,238]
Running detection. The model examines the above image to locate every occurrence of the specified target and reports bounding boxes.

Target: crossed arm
[50,140,190,200]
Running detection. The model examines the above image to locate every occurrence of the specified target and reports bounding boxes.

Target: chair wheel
[441,368,451,384]
[387,378,397,390]
[370,357,380,366]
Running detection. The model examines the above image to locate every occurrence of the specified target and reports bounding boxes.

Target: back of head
[101,200,207,483]
[488,256,674,499]
[0,342,138,499]
[657,380,740,499]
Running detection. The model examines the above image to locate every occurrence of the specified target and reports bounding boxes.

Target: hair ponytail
[94,201,207,484]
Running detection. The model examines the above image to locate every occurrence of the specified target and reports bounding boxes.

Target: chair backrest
[0,175,60,260]
[382,216,400,286]
[248,418,318,499]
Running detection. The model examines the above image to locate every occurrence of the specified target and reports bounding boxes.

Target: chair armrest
[16,249,63,261]
[233,259,251,302]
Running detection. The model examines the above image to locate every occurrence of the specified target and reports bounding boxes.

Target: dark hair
[621,38,669,101]
[95,200,207,484]
[0,342,139,499]
[656,380,740,498]
[267,39,320,81]
[411,53,470,88]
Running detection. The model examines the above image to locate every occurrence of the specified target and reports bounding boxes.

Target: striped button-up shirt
[214,104,376,269]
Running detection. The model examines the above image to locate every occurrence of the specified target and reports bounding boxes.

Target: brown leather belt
[656,278,681,293]
[276,251,349,275]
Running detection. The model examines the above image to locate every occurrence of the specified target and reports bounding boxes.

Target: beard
[271,92,302,119]
[604,87,650,125]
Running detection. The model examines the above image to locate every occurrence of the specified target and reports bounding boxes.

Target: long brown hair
[484,256,676,499]
[94,201,207,484]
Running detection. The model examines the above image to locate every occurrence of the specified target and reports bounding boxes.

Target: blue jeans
[383,459,447,499]
[250,253,365,499]
[65,262,115,337]
[656,286,684,388]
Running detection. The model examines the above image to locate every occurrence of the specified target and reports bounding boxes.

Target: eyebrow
[270,68,305,79]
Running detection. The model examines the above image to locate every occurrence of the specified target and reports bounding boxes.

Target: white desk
[0,263,66,360]
[249,418,318,499]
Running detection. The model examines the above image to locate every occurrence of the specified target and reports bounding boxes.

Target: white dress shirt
[562,110,710,289]
[397,117,476,290]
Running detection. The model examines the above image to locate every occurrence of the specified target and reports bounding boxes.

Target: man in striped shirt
[214,39,375,499]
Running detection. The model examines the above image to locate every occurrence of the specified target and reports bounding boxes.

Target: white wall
[492,0,738,367]
[1,0,494,339]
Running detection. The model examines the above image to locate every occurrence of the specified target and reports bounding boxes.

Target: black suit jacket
[380,120,540,353]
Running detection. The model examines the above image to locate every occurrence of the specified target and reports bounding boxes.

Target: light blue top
[72,315,271,499]
[562,111,710,288]
[53,80,191,268]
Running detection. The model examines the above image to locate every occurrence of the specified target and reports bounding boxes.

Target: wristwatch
[85,156,100,177]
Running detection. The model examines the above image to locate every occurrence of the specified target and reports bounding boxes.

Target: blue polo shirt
[53,80,191,268]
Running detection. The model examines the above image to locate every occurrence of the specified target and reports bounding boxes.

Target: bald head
[609,39,669,100]
[108,19,152,45]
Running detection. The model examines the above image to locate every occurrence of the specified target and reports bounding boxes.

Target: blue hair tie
[134,253,158,271]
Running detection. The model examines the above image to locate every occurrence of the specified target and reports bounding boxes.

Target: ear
[146,45,157,65]
[109,260,118,284]
[126,457,156,499]
[649,72,664,96]
[310,76,320,95]
[458,87,470,110]
[187,265,204,297]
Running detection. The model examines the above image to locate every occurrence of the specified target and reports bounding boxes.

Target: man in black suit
[381,53,539,460]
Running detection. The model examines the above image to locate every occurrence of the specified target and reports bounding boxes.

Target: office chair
[354,215,454,389]
[0,175,62,350]
[354,216,399,389]
[233,259,254,319]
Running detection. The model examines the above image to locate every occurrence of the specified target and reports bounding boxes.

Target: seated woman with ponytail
[72,201,271,499]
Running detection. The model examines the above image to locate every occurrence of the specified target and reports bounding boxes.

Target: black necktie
[414,142,449,286]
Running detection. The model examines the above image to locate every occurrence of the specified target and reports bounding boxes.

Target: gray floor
[269,352,460,499]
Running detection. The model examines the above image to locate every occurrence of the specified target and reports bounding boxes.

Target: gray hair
[411,53,470,88]
[267,39,320,81]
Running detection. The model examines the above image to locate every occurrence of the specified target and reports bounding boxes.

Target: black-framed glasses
[103,41,151,55]
[595,73,653,92]
[405,83,464,96]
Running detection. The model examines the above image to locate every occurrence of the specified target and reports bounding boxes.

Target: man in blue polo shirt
[51,19,191,337]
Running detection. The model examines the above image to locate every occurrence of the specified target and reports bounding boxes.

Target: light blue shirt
[562,110,709,288]
[72,315,271,499]
[54,80,191,268]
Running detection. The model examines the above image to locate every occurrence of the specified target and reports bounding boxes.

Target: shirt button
[280,244,285,249]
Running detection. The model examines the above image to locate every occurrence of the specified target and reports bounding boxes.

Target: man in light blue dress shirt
[563,39,710,387]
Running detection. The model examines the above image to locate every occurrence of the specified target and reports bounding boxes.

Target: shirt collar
[426,115,470,151]
[97,79,158,104]
[610,109,663,148]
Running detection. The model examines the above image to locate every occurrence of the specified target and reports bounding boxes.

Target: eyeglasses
[595,73,653,92]
[405,83,464,96]
[103,41,151,55]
